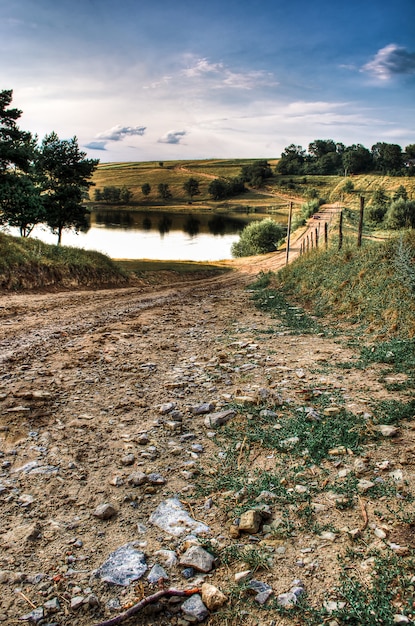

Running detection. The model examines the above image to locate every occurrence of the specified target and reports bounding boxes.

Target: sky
[1,0,414,163]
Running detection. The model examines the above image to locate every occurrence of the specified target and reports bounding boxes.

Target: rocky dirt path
[1,212,414,626]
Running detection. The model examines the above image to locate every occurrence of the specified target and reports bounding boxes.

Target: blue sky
[1,0,414,162]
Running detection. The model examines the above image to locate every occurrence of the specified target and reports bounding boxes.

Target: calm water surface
[6,208,287,262]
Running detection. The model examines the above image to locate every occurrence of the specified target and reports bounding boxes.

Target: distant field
[89,159,415,217]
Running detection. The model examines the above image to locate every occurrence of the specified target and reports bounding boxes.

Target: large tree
[372,142,404,174]
[0,89,34,174]
[37,132,98,244]
[0,90,43,235]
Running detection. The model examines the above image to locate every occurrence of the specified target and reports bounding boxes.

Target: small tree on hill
[141,183,151,197]
[158,183,172,200]
[183,177,200,200]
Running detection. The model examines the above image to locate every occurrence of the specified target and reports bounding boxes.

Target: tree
[0,90,44,235]
[385,199,415,229]
[207,177,246,201]
[275,144,306,175]
[157,183,172,200]
[141,183,151,197]
[0,173,44,236]
[183,177,200,200]
[37,132,98,244]
[231,218,285,257]
[102,186,121,203]
[240,160,272,187]
[342,144,373,175]
[120,186,132,204]
[208,179,228,200]
[372,142,404,175]
[0,89,34,174]
[393,185,408,201]
[343,179,354,193]
[367,188,390,224]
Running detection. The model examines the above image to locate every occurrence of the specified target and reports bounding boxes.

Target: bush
[231,218,285,257]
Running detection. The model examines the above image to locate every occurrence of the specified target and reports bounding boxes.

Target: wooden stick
[17,590,37,609]
[93,587,201,626]
[359,497,368,531]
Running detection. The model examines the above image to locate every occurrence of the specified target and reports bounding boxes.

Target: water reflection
[4,208,286,261]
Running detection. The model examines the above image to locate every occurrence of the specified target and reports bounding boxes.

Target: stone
[179,546,215,573]
[147,472,166,484]
[192,403,215,415]
[154,549,178,569]
[201,583,227,610]
[181,594,209,622]
[204,410,236,428]
[128,471,148,486]
[93,503,118,520]
[159,402,176,414]
[97,544,147,586]
[357,480,375,492]
[147,564,168,583]
[393,615,410,624]
[280,436,299,449]
[19,608,44,623]
[121,453,135,466]
[235,570,252,583]
[149,497,210,537]
[239,510,262,534]
[70,596,85,609]
[44,597,60,612]
[374,425,400,437]
[247,579,273,603]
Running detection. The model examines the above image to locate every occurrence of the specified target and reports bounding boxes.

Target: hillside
[89,159,415,216]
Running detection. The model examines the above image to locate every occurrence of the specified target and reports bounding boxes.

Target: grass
[252,232,415,338]
[0,231,128,291]
[116,258,231,275]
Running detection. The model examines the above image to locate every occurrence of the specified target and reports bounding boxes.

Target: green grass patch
[271,232,415,338]
[0,232,128,291]
[249,272,324,335]
[116,258,231,275]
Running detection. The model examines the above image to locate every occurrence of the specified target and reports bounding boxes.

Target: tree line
[0,90,98,243]
[276,139,415,177]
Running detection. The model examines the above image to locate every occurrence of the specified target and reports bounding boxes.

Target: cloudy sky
[1,0,414,162]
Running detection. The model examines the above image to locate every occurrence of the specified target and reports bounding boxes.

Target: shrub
[231,218,285,257]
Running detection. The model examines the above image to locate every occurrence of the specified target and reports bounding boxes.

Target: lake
[5,208,287,261]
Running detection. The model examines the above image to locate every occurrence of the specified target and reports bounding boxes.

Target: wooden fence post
[357,196,364,248]
[285,202,293,265]
[324,221,328,249]
[338,210,343,250]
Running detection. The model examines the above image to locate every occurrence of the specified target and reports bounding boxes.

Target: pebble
[181,594,209,623]
[192,403,215,415]
[121,453,135,466]
[201,582,227,610]
[179,545,215,573]
[239,510,262,534]
[374,425,400,437]
[93,503,118,520]
[204,409,236,428]
[147,564,168,583]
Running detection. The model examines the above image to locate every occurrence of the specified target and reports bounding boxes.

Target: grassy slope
[254,230,415,339]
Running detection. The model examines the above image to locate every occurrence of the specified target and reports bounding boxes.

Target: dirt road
[2,205,412,626]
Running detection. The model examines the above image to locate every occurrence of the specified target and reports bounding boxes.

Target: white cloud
[362,44,415,81]
[181,56,277,90]
[96,124,146,141]
[158,130,187,144]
